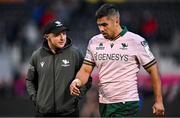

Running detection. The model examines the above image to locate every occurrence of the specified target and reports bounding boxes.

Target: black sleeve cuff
[143,59,157,69]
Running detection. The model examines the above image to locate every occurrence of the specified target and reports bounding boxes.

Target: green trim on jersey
[83,59,96,67]
[111,26,128,40]
[120,26,128,36]
[99,101,139,117]
[143,59,156,69]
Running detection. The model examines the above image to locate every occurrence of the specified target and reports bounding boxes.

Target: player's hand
[70,79,81,96]
[152,102,165,116]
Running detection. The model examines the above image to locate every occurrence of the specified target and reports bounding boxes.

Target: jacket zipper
[53,55,56,113]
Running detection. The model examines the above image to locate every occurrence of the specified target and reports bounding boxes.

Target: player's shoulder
[126,31,146,44]
[32,47,41,56]
[69,45,82,55]
[89,34,104,44]
[29,47,42,61]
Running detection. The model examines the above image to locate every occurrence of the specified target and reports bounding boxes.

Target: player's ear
[115,17,119,24]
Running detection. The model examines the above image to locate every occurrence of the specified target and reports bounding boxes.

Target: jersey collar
[111,26,128,41]
[120,26,128,37]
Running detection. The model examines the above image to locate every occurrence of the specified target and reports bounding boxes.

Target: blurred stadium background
[0,0,180,117]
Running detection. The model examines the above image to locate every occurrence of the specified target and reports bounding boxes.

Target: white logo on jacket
[61,59,70,67]
[40,62,45,67]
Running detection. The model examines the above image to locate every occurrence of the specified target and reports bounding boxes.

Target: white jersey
[84,27,156,103]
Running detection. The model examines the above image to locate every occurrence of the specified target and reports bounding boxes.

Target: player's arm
[70,63,94,96]
[26,53,38,104]
[26,64,38,104]
[145,63,165,116]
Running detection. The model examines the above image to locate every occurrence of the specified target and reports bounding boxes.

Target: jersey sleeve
[84,39,96,67]
[136,39,156,69]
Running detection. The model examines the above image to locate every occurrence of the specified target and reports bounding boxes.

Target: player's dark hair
[95,4,119,20]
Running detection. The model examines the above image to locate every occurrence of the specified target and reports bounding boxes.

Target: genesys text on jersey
[94,53,128,61]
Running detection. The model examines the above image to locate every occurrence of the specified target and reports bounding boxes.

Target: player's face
[47,31,67,49]
[97,16,117,39]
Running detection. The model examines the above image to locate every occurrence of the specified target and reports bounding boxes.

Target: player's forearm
[75,64,93,87]
[75,70,90,87]
[26,80,37,97]
[151,76,163,103]
[147,64,163,103]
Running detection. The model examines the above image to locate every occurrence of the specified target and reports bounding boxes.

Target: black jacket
[26,38,91,114]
